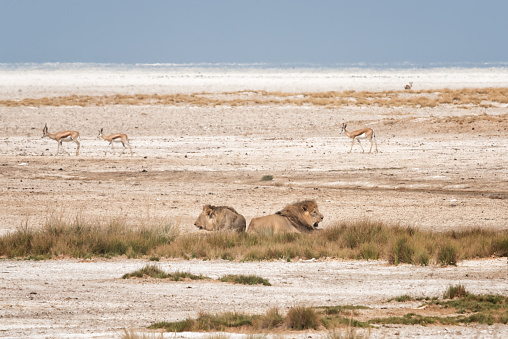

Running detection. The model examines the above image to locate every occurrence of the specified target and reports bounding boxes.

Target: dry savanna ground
[1,81,508,338]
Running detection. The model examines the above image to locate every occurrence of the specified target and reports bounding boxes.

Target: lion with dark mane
[194,205,246,232]
[247,200,323,234]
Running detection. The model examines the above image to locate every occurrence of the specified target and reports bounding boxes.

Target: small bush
[261,175,273,181]
[492,235,508,256]
[443,285,468,299]
[416,249,430,266]
[122,265,208,281]
[394,295,414,302]
[388,236,414,265]
[286,306,320,330]
[438,244,458,266]
[254,307,284,329]
[220,274,271,286]
[122,264,168,279]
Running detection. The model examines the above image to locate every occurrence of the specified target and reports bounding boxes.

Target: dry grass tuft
[286,306,320,330]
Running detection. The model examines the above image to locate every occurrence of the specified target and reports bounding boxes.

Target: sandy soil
[0,67,507,338]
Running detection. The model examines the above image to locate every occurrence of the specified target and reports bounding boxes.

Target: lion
[194,205,246,232]
[247,200,324,234]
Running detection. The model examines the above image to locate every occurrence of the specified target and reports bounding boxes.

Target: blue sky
[1,0,507,65]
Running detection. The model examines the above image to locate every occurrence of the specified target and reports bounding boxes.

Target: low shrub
[220,274,271,286]
[443,284,468,299]
[286,306,320,330]
[438,244,458,266]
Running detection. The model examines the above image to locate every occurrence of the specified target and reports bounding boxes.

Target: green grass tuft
[122,264,209,281]
[443,284,468,299]
[220,274,271,286]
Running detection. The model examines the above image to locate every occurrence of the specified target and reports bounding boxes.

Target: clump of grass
[369,313,445,326]
[170,271,209,281]
[122,264,209,281]
[320,305,369,316]
[443,284,468,299]
[150,311,254,332]
[261,175,273,181]
[390,295,414,302]
[122,264,169,279]
[438,244,458,266]
[415,249,430,266]
[253,307,284,329]
[286,306,320,330]
[388,236,414,265]
[220,274,271,286]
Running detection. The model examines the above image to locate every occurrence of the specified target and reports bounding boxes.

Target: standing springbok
[404,82,413,90]
[97,128,133,156]
[340,123,378,153]
[42,124,80,156]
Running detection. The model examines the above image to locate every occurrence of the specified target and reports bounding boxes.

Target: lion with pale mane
[247,200,323,234]
[194,205,246,232]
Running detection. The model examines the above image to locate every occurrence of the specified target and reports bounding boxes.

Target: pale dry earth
[0,67,507,338]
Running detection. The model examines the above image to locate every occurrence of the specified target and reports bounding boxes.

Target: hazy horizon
[2,1,508,65]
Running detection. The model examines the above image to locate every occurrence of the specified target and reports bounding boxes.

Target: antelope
[404,82,413,90]
[42,124,80,156]
[340,123,378,153]
[97,128,133,156]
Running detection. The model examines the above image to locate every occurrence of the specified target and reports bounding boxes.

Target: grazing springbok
[97,128,133,156]
[340,123,378,153]
[42,124,80,156]
[404,82,413,90]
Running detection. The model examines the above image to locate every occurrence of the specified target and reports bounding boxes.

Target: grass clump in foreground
[150,286,508,334]
[2,217,507,266]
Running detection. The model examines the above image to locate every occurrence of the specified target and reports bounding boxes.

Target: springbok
[404,82,413,90]
[340,123,378,153]
[42,124,80,156]
[97,128,133,156]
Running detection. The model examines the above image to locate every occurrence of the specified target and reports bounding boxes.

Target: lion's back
[247,214,299,234]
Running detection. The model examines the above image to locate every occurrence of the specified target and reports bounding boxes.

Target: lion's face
[194,205,215,231]
[301,202,324,228]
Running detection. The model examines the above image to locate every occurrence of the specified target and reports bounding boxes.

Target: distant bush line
[2,87,508,109]
[1,216,506,265]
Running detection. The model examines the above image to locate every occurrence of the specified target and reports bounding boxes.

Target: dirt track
[1,69,508,338]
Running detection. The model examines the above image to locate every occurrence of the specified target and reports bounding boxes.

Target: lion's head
[276,200,323,232]
[194,205,246,232]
